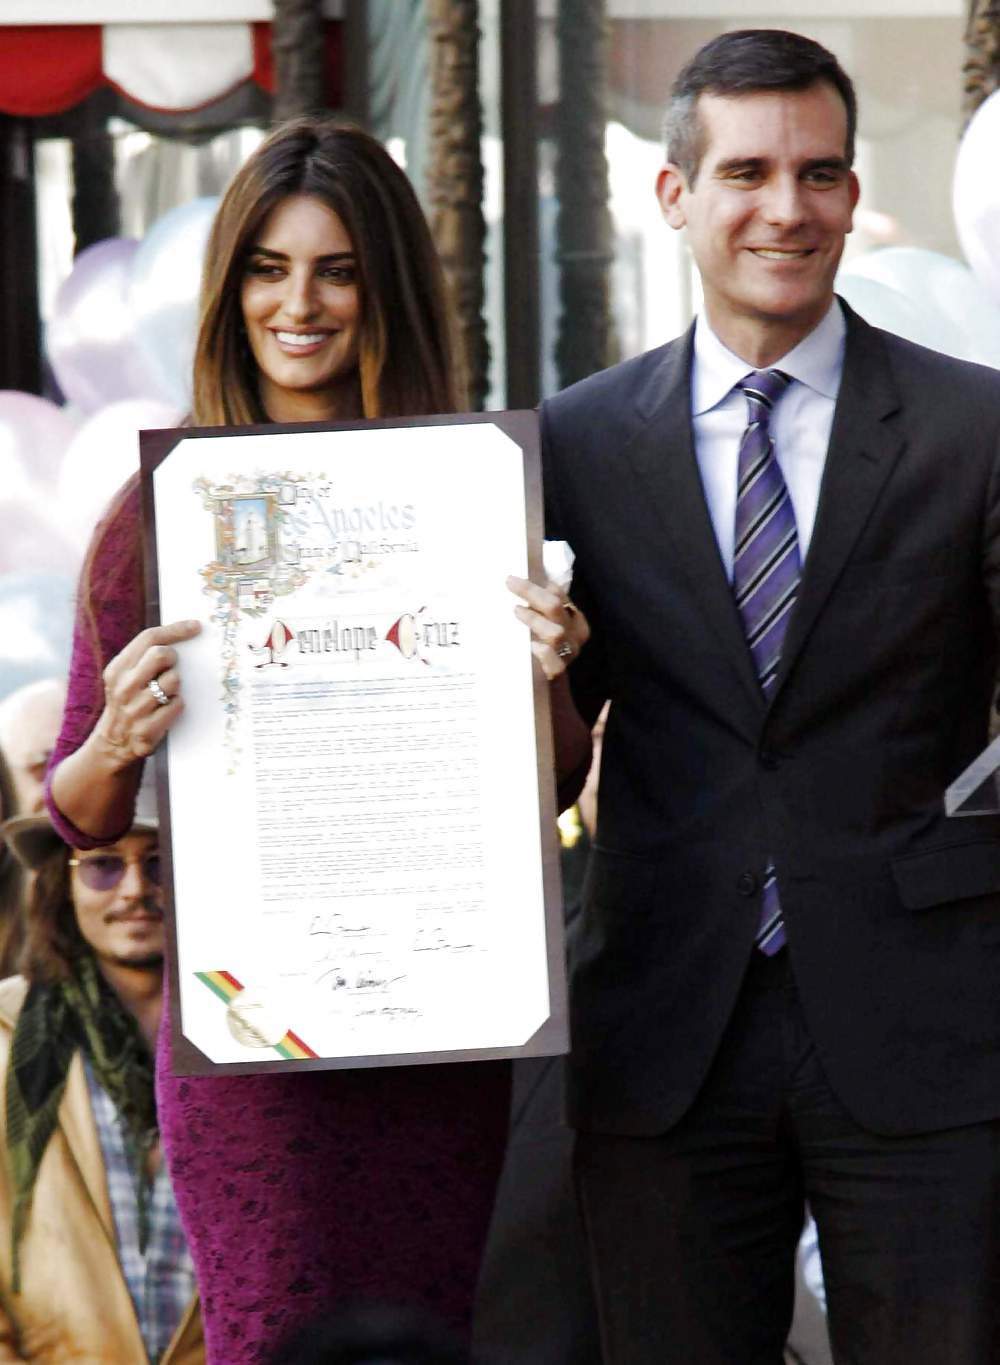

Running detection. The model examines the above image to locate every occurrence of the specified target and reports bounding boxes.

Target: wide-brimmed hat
[0,771,159,873]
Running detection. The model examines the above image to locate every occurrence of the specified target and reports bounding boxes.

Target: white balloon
[56,398,183,551]
[0,572,76,698]
[128,197,219,411]
[954,90,1000,311]
[835,273,971,358]
[0,390,79,501]
[0,497,80,578]
[842,246,1000,367]
[46,237,166,412]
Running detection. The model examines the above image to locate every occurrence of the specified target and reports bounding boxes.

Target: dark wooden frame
[140,409,568,1075]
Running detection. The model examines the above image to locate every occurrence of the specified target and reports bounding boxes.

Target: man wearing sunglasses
[0,791,203,1363]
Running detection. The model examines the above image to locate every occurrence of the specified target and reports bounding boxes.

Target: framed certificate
[141,411,568,1074]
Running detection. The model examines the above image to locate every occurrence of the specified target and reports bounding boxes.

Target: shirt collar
[691,299,846,416]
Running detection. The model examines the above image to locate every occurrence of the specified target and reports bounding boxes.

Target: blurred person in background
[0,681,68,977]
[0,751,21,976]
[45,117,590,1364]
[0,681,67,817]
[0,783,202,1363]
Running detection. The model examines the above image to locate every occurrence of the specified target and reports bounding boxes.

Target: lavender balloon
[0,571,76,699]
[0,496,80,578]
[128,197,219,412]
[0,390,78,495]
[46,238,163,413]
[56,396,182,552]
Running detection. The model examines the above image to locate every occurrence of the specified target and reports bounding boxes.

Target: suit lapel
[623,327,766,716]
[771,306,905,698]
[621,307,905,715]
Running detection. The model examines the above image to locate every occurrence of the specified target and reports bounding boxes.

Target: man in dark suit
[529,27,1000,1365]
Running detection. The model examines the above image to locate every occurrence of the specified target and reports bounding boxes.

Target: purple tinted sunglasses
[68,852,162,892]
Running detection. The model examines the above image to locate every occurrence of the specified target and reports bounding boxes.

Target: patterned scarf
[6,952,157,1290]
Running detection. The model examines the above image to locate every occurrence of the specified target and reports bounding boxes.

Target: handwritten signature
[413,927,474,953]
[314,965,407,993]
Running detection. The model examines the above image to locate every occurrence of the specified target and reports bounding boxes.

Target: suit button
[759,750,779,770]
[737,872,758,897]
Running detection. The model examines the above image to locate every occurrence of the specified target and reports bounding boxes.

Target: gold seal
[226,987,287,1049]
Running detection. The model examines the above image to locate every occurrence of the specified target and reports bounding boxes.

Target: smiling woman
[191,120,458,430]
[44,119,515,1365]
[240,194,361,421]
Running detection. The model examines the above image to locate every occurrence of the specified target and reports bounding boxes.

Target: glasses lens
[76,856,125,891]
[74,853,162,890]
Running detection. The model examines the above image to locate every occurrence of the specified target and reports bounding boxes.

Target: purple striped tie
[733,369,797,955]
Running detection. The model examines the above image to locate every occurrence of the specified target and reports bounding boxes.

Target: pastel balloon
[954,90,1000,312]
[128,197,219,411]
[57,397,183,551]
[46,238,165,412]
[842,246,1000,367]
[0,497,80,578]
[835,273,970,359]
[0,390,78,495]
[0,571,76,700]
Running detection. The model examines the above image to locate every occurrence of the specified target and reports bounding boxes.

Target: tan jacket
[0,977,203,1363]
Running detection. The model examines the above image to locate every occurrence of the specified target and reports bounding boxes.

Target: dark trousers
[575,951,1000,1365]
[473,1056,602,1365]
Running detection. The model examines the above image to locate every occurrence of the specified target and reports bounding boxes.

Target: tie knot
[739,369,790,417]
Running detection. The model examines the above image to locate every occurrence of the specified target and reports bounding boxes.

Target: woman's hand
[93,620,202,767]
[506,575,590,681]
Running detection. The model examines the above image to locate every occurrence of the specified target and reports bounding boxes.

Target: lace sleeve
[45,477,145,849]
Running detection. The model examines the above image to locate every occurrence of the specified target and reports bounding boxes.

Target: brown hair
[192,118,463,425]
[0,747,23,965]
[18,845,84,984]
[79,119,461,673]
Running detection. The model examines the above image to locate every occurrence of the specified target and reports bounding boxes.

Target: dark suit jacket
[542,301,1000,1138]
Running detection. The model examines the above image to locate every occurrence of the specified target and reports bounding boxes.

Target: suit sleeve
[983,417,1000,655]
[540,399,610,732]
[44,476,145,849]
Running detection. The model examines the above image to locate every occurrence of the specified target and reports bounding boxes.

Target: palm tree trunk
[964,0,1000,122]
[554,0,613,388]
[272,0,328,123]
[426,0,489,410]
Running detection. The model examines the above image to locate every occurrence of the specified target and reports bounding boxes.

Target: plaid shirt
[84,1059,196,1363]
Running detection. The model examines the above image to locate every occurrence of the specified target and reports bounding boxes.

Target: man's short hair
[664,29,857,186]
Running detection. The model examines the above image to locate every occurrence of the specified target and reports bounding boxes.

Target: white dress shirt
[690,301,846,580]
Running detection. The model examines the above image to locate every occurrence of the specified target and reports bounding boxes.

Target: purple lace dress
[47,483,511,1363]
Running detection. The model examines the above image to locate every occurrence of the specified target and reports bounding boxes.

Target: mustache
[103,902,164,924]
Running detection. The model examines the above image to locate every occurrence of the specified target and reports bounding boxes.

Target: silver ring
[148,677,170,707]
[557,641,573,660]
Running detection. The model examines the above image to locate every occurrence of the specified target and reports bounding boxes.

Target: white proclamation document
[142,413,567,1074]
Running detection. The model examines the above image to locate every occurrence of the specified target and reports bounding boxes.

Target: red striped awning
[0,22,342,118]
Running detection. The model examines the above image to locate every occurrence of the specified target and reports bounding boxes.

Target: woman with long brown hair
[46,119,590,1364]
